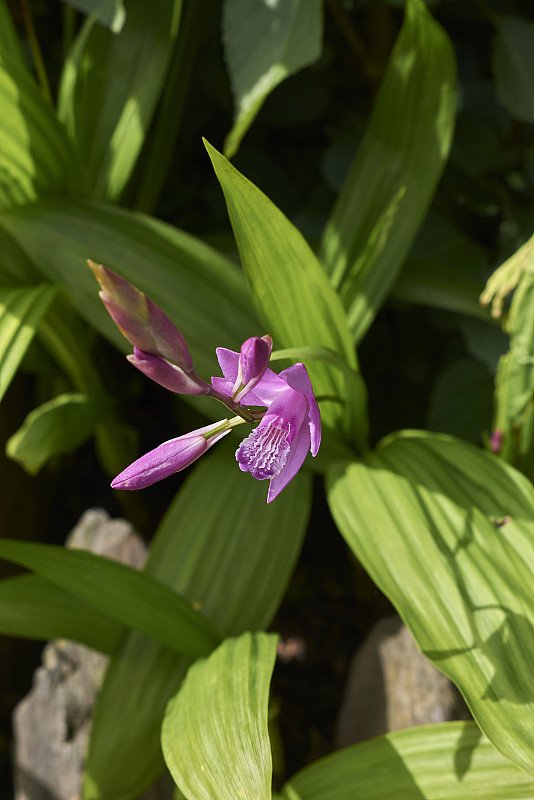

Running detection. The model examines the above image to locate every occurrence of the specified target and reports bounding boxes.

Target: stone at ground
[336,614,469,748]
[12,509,174,800]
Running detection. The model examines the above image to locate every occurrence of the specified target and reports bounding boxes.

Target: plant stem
[19,0,53,104]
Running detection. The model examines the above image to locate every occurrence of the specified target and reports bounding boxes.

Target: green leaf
[0,52,82,208]
[6,392,110,475]
[0,284,56,402]
[58,0,182,201]
[280,721,534,800]
[83,444,311,800]
[0,199,258,386]
[60,0,127,33]
[493,15,534,124]
[162,632,276,800]
[327,430,534,776]
[0,539,222,658]
[204,140,358,441]
[0,573,124,654]
[223,0,322,158]
[320,0,456,344]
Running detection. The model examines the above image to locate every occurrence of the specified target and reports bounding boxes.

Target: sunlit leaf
[0,573,124,654]
[162,632,276,800]
[83,444,311,800]
[58,0,182,200]
[0,539,221,657]
[280,721,534,800]
[0,53,82,208]
[205,140,360,444]
[223,0,322,158]
[0,284,56,402]
[320,0,456,344]
[327,430,534,776]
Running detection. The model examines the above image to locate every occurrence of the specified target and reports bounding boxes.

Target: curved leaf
[223,0,322,157]
[280,721,534,800]
[320,0,456,344]
[162,632,276,800]
[6,392,109,475]
[0,538,221,657]
[327,430,534,776]
[0,573,124,654]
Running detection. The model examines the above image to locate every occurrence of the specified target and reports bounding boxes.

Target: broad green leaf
[61,0,126,33]
[280,721,534,800]
[0,539,221,657]
[327,430,534,776]
[0,199,259,385]
[0,284,56,402]
[6,392,109,475]
[0,573,124,654]
[493,15,534,124]
[58,0,182,201]
[162,632,276,800]
[223,0,322,158]
[205,140,359,442]
[320,0,456,344]
[0,52,82,208]
[83,444,311,800]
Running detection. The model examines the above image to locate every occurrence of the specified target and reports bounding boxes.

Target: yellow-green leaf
[162,632,276,800]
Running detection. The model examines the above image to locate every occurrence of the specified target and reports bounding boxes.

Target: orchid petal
[215,347,239,382]
[279,363,315,396]
[307,395,321,457]
[267,422,311,502]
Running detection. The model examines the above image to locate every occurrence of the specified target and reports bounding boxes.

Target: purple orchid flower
[90,263,321,501]
[213,347,321,502]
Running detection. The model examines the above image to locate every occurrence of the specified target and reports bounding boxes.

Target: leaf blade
[162,632,276,800]
[327,431,534,776]
[320,0,457,343]
[0,539,221,657]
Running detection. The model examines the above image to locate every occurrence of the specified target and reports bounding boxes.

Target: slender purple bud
[232,335,273,402]
[88,261,193,370]
[111,420,231,490]
[127,348,210,395]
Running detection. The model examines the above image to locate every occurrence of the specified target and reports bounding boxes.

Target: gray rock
[336,614,469,748]
[12,509,174,800]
